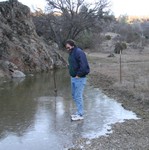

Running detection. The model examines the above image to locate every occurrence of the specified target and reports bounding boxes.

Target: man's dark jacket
[68,47,90,77]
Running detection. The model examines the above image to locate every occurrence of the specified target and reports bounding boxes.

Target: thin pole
[53,69,57,129]
[53,69,57,94]
[120,49,122,83]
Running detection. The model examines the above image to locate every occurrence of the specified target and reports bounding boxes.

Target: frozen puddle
[82,86,139,139]
[0,71,139,150]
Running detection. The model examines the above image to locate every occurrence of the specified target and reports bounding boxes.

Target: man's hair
[65,39,76,47]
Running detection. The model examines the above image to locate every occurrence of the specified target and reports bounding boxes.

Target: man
[65,40,90,121]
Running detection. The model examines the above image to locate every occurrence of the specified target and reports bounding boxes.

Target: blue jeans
[71,77,86,116]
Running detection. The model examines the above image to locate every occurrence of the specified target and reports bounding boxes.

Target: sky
[0,0,149,17]
[111,0,149,17]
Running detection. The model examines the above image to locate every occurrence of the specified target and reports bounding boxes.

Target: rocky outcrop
[0,0,66,78]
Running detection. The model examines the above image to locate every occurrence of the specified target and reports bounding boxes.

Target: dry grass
[88,48,149,106]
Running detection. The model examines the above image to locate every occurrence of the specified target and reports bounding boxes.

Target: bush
[121,42,127,49]
[105,35,111,40]
[114,42,127,54]
[77,31,94,49]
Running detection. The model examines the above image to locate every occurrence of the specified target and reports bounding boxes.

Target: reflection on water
[0,69,138,149]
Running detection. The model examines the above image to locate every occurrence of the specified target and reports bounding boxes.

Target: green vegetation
[114,42,127,54]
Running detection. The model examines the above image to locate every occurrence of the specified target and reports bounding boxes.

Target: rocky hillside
[0,0,66,78]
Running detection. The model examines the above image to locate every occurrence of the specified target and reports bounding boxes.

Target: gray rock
[12,70,26,78]
[107,53,115,57]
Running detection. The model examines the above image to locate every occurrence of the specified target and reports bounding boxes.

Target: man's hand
[75,76,80,78]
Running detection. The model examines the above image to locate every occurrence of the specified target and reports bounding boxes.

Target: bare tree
[33,0,110,48]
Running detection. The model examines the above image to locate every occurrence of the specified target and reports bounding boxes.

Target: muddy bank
[86,72,149,149]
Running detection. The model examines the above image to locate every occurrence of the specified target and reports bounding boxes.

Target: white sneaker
[71,115,84,121]
[71,112,79,118]
[71,114,78,118]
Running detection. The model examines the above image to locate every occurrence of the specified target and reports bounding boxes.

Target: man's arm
[76,50,89,77]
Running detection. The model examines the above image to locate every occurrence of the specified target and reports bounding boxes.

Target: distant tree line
[32,1,149,50]
[112,15,149,47]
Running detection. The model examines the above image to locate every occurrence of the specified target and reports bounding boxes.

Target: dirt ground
[70,47,149,150]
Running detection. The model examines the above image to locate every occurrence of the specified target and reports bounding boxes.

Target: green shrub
[121,42,127,49]
[105,35,111,40]
[114,42,127,54]
[77,31,94,49]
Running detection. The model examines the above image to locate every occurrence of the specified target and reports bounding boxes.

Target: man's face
[66,44,73,51]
